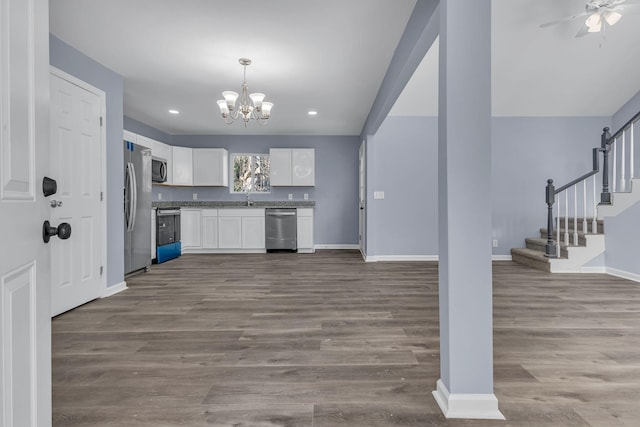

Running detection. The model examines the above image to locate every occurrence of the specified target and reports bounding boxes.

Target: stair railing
[544,110,640,258]
[601,110,640,203]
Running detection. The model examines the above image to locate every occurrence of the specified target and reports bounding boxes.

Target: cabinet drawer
[218,208,265,217]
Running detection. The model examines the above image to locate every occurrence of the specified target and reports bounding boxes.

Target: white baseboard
[492,255,512,261]
[432,379,505,420]
[580,266,607,273]
[314,244,360,250]
[365,255,438,262]
[103,281,127,298]
[607,267,640,283]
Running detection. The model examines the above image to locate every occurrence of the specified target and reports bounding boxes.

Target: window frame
[229,153,271,194]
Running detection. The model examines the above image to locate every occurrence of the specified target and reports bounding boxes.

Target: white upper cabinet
[124,130,137,143]
[193,148,229,187]
[172,146,193,186]
[269,148,315,186]
[292,149,315,186]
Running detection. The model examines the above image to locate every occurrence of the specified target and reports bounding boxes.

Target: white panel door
[180,209,202,249]
[292,149,315,186]
[50,71,103,317]
[202,210,218,248]
[0,0,52,424]
[297,210,314,251]
[269,148,292,186]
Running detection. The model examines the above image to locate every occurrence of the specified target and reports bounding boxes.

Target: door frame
[49,66,108,298]
[359,140,366,259]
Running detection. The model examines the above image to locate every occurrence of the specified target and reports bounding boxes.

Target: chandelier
[217,58,273,126]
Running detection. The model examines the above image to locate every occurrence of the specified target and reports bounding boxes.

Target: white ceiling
[50,0,640,136]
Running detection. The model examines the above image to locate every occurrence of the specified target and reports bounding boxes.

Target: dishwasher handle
[266,211,296,216]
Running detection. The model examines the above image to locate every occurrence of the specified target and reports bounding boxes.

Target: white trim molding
[492,255,512,261]
[102,281,127,298]
[432,379,505,420]
[607,267,640,283]
[314,244,360,250]
[365,255,438,263]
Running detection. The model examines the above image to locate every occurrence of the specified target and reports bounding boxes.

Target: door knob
[50,200,63,208]
[42,220,72,243]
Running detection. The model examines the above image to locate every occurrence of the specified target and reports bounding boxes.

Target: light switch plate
[192,193,197,200]
[492,239,498,248]
[288,193,293,200]
[158,193,162,200]
[374,191,385,200]
[304,193,308,200]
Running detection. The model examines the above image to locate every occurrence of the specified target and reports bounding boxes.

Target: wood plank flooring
[52,250,640,426]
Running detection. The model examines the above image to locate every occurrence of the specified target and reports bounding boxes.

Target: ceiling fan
[540,0,639,37]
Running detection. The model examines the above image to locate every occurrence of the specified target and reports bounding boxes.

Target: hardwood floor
[52,251,640,426]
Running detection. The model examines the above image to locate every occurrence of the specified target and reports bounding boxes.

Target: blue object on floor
[156,242,181,263]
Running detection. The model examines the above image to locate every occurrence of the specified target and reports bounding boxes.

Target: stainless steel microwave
[151,158,167,183]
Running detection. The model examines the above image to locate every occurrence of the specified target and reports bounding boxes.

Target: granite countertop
[153,200,315,209]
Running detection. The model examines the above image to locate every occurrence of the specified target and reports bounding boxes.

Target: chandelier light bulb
[585,12,602,32]
[603,10,622,26]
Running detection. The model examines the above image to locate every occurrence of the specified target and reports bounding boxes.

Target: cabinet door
[193,148,228,186]
[181,209,202,249]
[124,130,137,143]
[218,216,242,248]
[242,216,265,248]
[292,149,315,186]
[297,215,314,250]
[269,148,292,186]
[202,209,218,248]
[172,146,193,186]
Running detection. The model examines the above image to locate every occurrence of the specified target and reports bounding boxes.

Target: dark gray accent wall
[50,34,124,289]
[140,134,361,246]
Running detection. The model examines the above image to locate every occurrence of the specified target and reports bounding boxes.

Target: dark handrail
[606,110,640,143]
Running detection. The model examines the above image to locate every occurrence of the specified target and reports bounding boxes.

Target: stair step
[510,248,554,272]
[539,229,591,246]
[525,237,570,258]
[557,217,604,234]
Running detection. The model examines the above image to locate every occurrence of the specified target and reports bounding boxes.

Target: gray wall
[50,35,125,289]
[603,89,640,276]
[367,115,610,257]
[366,116,438,257]
[124,130,361,246]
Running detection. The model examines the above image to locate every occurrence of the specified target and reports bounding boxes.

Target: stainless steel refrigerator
[124,140,152,275]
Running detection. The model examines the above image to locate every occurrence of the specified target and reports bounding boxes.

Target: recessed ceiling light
[308,111,318,116]
[168,109,180,115]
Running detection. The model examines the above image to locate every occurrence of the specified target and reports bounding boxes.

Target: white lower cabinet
[297,208,314,253]
[218,216,242,249]
[180,209,202,250]
[201,209,218,248]
[179,207,311,253]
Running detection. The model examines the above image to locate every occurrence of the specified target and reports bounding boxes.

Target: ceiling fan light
[585,12,602,29]
[604,10,622,26]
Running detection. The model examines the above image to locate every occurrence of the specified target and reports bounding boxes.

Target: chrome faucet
[246,192,254,207]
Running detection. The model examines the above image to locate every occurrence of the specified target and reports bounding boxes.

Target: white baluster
[556,194,561,257]
[583,180,587,234]
[564,191,570,245]
[573,186,579,245]
[621,130,626,191]
[631,122,635,180]
[592,175,598,234]
[612,138,617,193]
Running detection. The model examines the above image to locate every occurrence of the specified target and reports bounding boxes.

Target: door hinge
[100,266,103,276]
[100,191,104,201]
[100,116,103,126]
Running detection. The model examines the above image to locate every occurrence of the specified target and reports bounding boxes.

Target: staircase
[511,114,640,273]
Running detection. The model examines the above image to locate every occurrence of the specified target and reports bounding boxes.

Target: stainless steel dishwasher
[265,208,297,251]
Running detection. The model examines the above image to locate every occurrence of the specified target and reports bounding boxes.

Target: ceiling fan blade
[540,11,588,28]
[575,24,591,37]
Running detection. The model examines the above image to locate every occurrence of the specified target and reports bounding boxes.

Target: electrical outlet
[192,193,197,200]
[288,193,293,200]
[158,193,162,200]
[374,191,385,200]
[304,193,308,200]
[492,239,498,248]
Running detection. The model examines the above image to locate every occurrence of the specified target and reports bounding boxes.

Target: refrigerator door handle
[125,162,137,232]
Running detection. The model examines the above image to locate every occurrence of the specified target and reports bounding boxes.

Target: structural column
[433,0,504,419]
